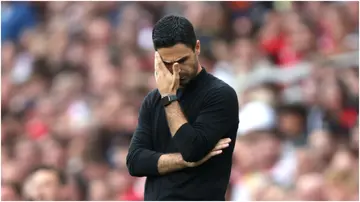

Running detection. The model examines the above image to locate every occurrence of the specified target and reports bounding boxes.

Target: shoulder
[141,89,160,108]
[201,73,239,111]
[202,74,239,121]
[206,73,238,100]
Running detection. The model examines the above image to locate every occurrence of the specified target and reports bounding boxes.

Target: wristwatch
[161,95,178,106]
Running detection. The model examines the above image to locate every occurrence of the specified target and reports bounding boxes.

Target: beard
[180,57,199,87]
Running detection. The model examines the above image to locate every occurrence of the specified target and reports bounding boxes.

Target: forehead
[157,43,193,62]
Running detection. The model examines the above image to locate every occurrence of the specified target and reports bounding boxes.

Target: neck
[196,63,202,74]
[179,63,203,88]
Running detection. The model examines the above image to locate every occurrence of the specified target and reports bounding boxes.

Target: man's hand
[185,138,231,168]
[154,52,180,97]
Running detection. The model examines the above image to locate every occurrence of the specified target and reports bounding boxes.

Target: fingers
[154,52,162,78]
[154,70,159,81]
[195,140,229,167]
[209,150,223,157]
[172,62,180,75]
[213,142,230,151]
[155,52,166,72]
[199,150,222,165]
[154,52,159,71]
[154,52,161,68]
[218,138,231,145]
[171,62,180,86]
[212,138,231,152]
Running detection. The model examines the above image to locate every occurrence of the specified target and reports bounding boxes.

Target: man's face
[253,132,281,169]
[278,113,303,137]
[157,40,200,86]
[234,138,257,171]
[31,170,62,201]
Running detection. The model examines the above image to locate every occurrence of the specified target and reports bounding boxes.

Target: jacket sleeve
[172,86,239,162]
[126,94,163,177]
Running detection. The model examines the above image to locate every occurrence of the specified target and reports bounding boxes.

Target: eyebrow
[162,55,190,64]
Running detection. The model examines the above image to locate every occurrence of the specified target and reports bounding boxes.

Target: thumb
[172,62,180,80]
[171,63,180,90]
[172,62,180,74]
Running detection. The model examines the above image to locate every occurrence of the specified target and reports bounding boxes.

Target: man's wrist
[184,160,197,168]
[161,92,176,98]
[161,94,178,107]
[182,159,192,167]
[173,153,192,168]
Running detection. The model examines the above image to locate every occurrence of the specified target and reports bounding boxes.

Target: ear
[195,40,201,56]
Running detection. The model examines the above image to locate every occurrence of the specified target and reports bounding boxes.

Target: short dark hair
[152,15,197,51]
[277,103,307,120]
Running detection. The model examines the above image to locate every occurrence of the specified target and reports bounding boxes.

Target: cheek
[178,64,190,74]
[183,61,196,72]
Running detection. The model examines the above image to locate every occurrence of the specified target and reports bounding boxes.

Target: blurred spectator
[277,103,308,147]
[309,130,336,163]
[1,182,21,201]
[24,166,66,200]
[294,172,325,200]
[1,1,358,201]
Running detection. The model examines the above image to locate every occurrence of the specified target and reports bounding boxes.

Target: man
[23,166,66,200]
[277,103,308,147]
[126,15,239,200]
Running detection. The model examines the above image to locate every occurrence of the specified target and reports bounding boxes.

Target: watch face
[161,96,170,106]
[161,95,176,106]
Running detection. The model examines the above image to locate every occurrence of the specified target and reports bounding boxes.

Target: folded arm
[126,94,189,177]
[165,86,239,162]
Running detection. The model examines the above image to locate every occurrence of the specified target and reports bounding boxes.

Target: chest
[151,90,205,153]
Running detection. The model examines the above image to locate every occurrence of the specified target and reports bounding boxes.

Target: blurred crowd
[1,1,359,201]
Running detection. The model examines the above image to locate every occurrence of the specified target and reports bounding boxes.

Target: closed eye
[162,56,189,65]
[176,57,188,64]
[163,61,172,66]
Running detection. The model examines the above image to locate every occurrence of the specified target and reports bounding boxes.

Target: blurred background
[1,1,359,201]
